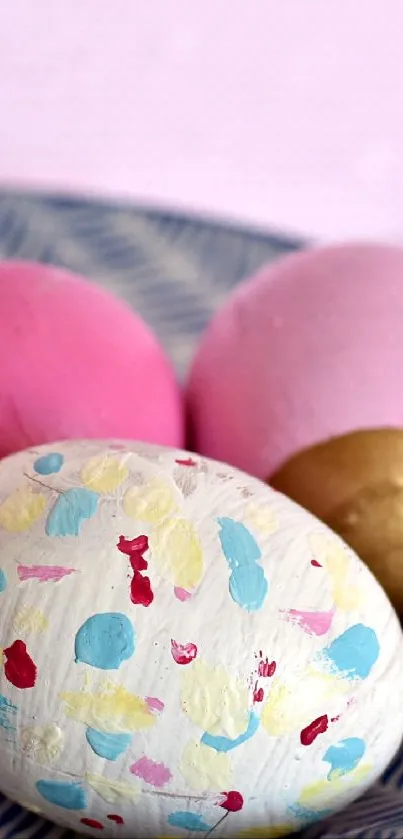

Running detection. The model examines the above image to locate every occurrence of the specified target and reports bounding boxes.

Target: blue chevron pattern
[0,190,401,838]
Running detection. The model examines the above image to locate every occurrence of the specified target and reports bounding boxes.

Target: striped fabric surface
[0,190,401,838]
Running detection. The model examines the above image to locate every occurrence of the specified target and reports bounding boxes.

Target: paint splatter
[86,728,132,760]
[60,683,155,733]
[36,780,87,810]
[118,535,154,607]
[175,457,197,467]
[80,818,104,830]
[13,606,48,634]
[34,453,64,475]
[168,812,211,832]
[181,659,249,739]
[130,756,172,788]
[201,712,259,752]
[220,791,244,812]
[3,640,37,689]
[150,518,203,591]
[300,715,329,746]
[217,517,268,611]
[322,624,380,679]
[174,586,192,601]
[0,487,47,532]
[17,564,77,582]
[46,487,98,537]
[171,639,198,665]
[146,696,164,714]
[21,724,64,763]
[180,741,233,791]
[108,815,124,824]
[282,607,335,636]
[85,773,139,804]
[0,569,6,592]
[323,737,366,779]
[81,455,128,493]
[124,478,177,523]
[75,612,135,670]
[0,694,17,733]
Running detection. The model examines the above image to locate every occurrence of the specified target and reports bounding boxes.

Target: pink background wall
[1,1,403,242]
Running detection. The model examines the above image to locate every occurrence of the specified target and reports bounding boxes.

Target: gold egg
[270,428,403,614]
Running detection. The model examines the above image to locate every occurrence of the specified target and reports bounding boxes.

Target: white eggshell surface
[0,440,401,839]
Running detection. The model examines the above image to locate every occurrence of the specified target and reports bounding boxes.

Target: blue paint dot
[229,564,268,612]
[86,727,132,760]
[34,453,64,475]
[46,487,98,537]
[36,780,87,810]
[288,803,332,824]
[0,569,7,593]
[323,623,380,679]
[168,812,211,832]
[323,737,366,780]
[75,612,135,670]
[217,517,261,568]
[201,711,259,752]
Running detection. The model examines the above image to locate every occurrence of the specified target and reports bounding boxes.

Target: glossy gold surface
[270,429,403,613]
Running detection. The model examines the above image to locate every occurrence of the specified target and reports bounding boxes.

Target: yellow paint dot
[13,607,48,634]
[298,762,372,810]
[0,487,47,532]
[261,669,349,736]
[309,533,364,611]
[85,773,140,803]
[81,455,129,493]
[60,683,155,733]
[151,517,203,590]
[244,503,278,534]
[181,658,249,738]
[180,740,233,790]
[124,478,177,523]
[20,724,64,763]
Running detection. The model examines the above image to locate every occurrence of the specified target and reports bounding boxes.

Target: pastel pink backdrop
[1,1,403,242]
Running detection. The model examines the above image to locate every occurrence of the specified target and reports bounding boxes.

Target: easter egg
[0,440,401,838]
[187,243,403,612]
[0,261,182,457]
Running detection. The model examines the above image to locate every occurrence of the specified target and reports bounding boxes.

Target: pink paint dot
[171,638,198,665]
[175,457,197,466]
[146,696,165,714]
[174,586,192,601]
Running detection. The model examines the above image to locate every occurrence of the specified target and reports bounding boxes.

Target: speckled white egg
[0,440,401,839]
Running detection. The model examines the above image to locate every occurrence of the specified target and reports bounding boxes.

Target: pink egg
[187,242,403,478]
[0,261,183,457]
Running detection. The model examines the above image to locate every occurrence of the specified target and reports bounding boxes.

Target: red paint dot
[107,814,124,825]
[220,791,244,812]
[258,658,276,677]
[300,714,329,746]
[3,640,37,689]
[80,818,104,829]
[253,686,264,703]
[130,572,154,607]
[175,457,197,467]
[311,559,322,567]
